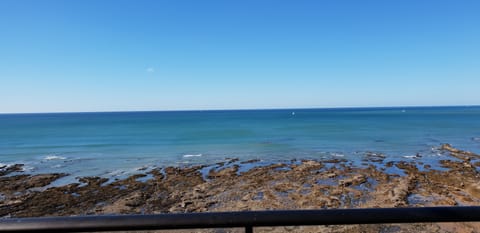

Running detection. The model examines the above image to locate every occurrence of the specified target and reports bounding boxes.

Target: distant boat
[401,109,406,113]
[292,111,295,116]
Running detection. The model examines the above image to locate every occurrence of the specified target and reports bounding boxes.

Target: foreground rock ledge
[1,144,480,232]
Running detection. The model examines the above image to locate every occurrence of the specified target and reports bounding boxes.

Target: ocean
[1,106,479,182]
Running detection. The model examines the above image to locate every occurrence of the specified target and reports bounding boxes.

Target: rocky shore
[2,144,480,232]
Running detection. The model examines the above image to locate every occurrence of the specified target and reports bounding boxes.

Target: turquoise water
[1,106,479,179]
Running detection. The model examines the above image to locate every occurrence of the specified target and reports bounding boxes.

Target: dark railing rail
[1,207,480,233]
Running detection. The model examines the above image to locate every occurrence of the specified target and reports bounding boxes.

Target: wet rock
[364,152,386,163]
[25,174,67,189]
[0,164,24,176]
[0,173,66,196]
[148,169,165,179]
[207,165,239,179]
[240,159,260,164]
[441,144,480,160]
[395,161,418,174]
[78,177,109,186]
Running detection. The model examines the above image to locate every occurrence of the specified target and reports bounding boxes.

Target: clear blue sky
[0,0,479,113]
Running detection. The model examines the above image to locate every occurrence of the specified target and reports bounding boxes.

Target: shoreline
[0,143,469,188]
[2,106,479,185]
[2,144,480,232]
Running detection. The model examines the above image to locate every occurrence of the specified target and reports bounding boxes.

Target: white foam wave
[330,152,344,157]
[21,165,35,172]
[43,155,66,161]
[105,169,127,177]
[183,154,202,158]
[0,163,34,172]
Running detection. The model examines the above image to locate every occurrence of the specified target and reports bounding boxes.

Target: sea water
[1,106,479,180]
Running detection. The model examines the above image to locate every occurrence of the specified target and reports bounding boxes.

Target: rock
[0,164,24,176]
[390,176,416,207]
[207,165,239,179]
[241,194,251,201]
[441,144,480,160]
[326,173,337,178]
[125,193,145,207]
[78,177,109,186]
[25,173,67,189]
[364,152,386,162]
[466,183,480,199]
[339,174,366,186]
[2,145,480,232]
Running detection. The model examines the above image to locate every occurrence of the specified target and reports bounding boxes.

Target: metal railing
[1,207,480,233]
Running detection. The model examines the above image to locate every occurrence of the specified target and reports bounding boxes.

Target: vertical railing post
[245,225,253,233]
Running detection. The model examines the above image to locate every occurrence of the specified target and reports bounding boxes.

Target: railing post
[245,225,253,233]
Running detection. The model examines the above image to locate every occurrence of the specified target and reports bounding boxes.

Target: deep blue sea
[1,106,480,182]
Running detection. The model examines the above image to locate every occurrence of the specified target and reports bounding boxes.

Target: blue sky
[0,0,479,113]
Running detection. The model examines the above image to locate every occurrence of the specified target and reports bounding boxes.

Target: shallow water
[1,106,479,179]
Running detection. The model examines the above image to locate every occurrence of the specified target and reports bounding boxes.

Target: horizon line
[0,104,478,115]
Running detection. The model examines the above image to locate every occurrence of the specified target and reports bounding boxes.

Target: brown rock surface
[1,144,480,232]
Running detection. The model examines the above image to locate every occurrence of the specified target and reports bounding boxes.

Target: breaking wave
[183,154,202,158]
[43,155,66,161]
